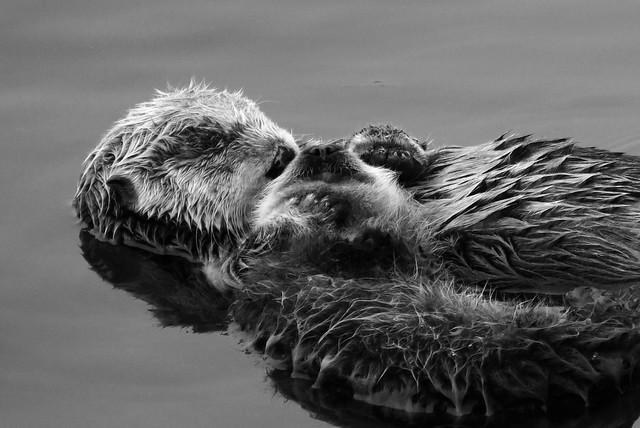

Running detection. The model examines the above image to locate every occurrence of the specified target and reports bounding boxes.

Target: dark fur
[79,230,640,422]
[239,135,640,415]
[234,257,640,416]
[74,88,640,416]
[350,126,640,293]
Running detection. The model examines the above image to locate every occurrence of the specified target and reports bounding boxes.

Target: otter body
[350,126,640,293]
[75,89,640,416]
[234,259,640,416]
[238,137,640,416]
[74,83,298,264]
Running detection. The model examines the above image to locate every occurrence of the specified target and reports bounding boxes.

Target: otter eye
[266,145,296,179]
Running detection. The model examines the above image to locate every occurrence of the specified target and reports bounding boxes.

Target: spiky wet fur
[232,132,640,416]
[233,257,640,416]
[79,222,640,418]
[350,127,640,293]
[75,98,640,416]
[73,82,297,260]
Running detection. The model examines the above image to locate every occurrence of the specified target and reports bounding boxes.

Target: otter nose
[304,140,345,159]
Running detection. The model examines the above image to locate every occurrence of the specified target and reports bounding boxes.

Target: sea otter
[79,226,640,419]
[73,83,298,264]
[233,137,640,416]
[348,125,640,294]
[73,86,640,416]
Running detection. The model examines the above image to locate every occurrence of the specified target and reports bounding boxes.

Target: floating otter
[234,138,640,416]
[74,86,640,416]
[73,83,298,264]
[349,125,640,294]
[79,229,640,425]
[349,124,432,186]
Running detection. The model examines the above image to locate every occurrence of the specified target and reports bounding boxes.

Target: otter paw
[288,192,351,225]
[350,125,431,185]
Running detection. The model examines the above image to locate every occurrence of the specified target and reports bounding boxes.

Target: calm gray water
[3,1,640,427]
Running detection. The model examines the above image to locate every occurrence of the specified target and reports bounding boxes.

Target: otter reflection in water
[79,230,640,427]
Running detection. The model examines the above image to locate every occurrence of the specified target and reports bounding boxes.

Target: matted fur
[234,134,640,416]
[74,82,298,261]
[233,262,640,416]
[350,126,640,293]
[78,228,640,420]
[74,92,640,416]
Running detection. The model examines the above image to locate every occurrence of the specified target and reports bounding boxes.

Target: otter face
[74,83,298,259]
[249,139,418,275]
[255,139,408,236]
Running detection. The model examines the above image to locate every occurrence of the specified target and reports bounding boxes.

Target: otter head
[244,138,420,278]
[73,83,298,260]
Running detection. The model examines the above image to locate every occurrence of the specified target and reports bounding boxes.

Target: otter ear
[107,176,138,212]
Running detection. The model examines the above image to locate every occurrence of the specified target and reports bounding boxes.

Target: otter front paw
[350,124,431,186]
[289,192,351,226]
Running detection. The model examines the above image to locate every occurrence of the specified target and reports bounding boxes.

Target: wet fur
[74,88,640,416]
[234,260,640,416]
[350,126,640,293]
[79,229,640,419]
[239,133,640,415]
[73,82,298,261]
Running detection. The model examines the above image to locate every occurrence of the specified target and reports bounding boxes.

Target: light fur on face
[74,82,298,260]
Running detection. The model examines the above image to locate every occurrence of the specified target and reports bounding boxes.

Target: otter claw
[365,148,390,166]
[290,191,350,225]
[350,125,431,186]
[324,200,350,225]
[361,146,429,185]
